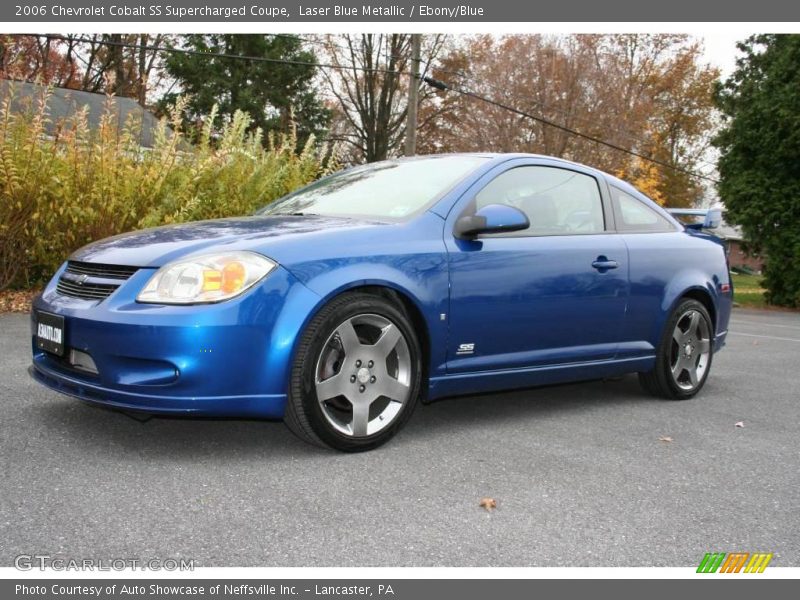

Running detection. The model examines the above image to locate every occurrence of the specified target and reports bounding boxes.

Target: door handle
[591,257,619,271]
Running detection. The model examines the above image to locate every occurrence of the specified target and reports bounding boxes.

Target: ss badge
[456,343,475,355]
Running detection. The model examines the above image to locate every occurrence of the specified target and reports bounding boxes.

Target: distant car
[30,154,732,451]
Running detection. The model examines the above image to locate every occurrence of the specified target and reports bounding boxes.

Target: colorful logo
[697,552,773,573]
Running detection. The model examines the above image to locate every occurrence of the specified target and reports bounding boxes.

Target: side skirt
[427,356,656,401]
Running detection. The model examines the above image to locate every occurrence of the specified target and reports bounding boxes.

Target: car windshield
[259,156,487,220]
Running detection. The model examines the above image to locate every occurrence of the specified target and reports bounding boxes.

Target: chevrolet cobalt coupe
[31,154,732,451]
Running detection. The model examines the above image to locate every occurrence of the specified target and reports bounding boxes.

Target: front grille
[56,279,120,300]
[63,261,139,280]
[55,260,139,301]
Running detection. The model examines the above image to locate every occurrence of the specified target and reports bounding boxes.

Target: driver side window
[475,166,605,236]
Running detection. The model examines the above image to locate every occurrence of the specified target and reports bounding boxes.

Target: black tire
[639,298,714,400]
[284,292,422,452]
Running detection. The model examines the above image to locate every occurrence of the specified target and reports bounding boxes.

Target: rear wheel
[639,298,713,400]
[284,293,422,451]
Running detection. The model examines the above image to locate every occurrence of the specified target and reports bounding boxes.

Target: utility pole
[404,34,422,156]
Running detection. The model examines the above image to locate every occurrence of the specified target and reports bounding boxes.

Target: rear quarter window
[611,186,677,232]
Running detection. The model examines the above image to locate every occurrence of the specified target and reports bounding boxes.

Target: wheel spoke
[376,376,410,403]
[688,311,700,334]
[697,338,711,353]
[671,358,685,381]
[673,327,684,345]
[687,365,699,387]
[316,372,346,402]
[351,401,370,437]
[374,323,402,358]
[335,319,361,352]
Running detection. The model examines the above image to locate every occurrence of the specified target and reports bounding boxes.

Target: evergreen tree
[715,34,800,307]
[160,34,329,146]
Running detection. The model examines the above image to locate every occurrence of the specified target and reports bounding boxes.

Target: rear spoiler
[666,207,723,230]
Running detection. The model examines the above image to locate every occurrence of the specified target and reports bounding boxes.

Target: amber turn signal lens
[222,261,246,294]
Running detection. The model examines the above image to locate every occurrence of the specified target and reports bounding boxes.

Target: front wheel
[284,293,422,452]
[639,298,714,400]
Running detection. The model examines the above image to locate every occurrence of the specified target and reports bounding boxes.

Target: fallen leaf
[479,497,497,511]
[0,289,40,313]
[659,436,673,443]
[735,421,745,428]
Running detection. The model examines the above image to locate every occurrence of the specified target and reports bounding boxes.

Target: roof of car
[385,153,670,207]
[408,152,608,172]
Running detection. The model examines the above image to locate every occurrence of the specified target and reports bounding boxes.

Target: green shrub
[0,87,334,291]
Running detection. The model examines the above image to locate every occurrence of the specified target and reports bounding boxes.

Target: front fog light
[137,251,276,304]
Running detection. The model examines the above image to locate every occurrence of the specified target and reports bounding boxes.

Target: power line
[301,37,723,183]
[30,33,407,77]
[422,76,720,184]
[295,39,714,175]
[424,59,720,174]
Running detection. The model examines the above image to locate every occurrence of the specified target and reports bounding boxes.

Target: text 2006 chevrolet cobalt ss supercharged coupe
[31,154,732,451]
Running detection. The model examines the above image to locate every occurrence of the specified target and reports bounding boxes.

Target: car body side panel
[441,157,629,371]
[620,231,732,356]
[427,355,654,400]
[445,234,629,371]
[269,211,452,378]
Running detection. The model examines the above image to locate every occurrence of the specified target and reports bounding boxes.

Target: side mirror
[454,204,530,239]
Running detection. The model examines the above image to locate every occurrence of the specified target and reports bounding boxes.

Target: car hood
[70,215,388,268]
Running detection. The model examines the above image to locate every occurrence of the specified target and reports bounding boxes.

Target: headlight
[136,251,277,304]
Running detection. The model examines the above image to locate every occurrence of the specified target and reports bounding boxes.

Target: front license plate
[35,311,65,356]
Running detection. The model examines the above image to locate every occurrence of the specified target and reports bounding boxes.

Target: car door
[445,160,629,373]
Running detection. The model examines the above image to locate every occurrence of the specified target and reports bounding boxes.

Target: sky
[702,32,747,78]
[696,32,750,199]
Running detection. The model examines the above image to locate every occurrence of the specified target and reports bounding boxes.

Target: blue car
[30,154,732,451]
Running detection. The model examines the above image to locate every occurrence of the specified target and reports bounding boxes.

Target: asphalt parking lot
[1,308,798,567]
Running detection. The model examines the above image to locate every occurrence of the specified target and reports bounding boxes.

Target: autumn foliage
[0,88,332,291]
[419,34,718,207]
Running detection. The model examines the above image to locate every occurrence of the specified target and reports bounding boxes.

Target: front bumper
[29,364,286,416]
[30,263,322,417]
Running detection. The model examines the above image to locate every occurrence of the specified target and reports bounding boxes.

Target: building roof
[0,79,168,148]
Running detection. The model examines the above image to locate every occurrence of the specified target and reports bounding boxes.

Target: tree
[159,35,329,145]
[618,39,719,208]
[70,34,168,105]
[321,34,411,163]
[714,34,800,307]
[0,35,81,88]
[419,34,718,206]
[1,34,170,106]
[321,34,445,163]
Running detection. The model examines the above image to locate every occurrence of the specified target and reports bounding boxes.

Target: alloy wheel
[669,309,711,391]
[315,314,412,437]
